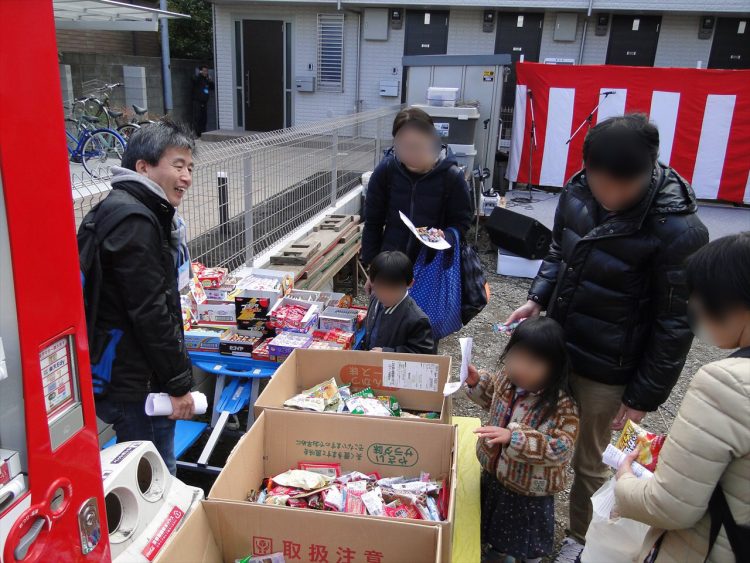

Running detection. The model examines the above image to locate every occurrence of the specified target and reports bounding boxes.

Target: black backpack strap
[94,202,160,242]
[705,484,750,562]
[440,164,462,231]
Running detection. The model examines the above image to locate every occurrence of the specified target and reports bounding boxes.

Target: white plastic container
[450,145,477,175]
[496,249,543,279]
[427,87,459,107]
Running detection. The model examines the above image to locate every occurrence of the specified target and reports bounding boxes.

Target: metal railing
[71,105,401,269]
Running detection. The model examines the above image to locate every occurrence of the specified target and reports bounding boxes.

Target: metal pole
[159,0,173,113]
[243,154,254,265]
[217,171,229,234]
[374,117,382,167]
[330,130,339,207]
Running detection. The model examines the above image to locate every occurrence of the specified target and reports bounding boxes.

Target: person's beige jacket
[615,356,750,563]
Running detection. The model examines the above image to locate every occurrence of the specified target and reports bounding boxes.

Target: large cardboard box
[254,349,452,423]
[156,500,443,563]
[209,409,457,562]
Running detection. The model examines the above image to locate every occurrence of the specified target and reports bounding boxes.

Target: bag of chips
[273,469,332,490]
[615,420,666,472]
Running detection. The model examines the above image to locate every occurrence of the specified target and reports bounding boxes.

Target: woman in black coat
[361,107,473,293]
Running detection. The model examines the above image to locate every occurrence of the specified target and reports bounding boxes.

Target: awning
[54,0,189,32]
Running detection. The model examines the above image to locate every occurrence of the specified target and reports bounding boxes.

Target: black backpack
[78,199,158,359]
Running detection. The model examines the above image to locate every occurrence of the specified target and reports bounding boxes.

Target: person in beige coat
[614,232,750,563]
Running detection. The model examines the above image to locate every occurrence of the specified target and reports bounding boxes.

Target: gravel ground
[439,226,726,559]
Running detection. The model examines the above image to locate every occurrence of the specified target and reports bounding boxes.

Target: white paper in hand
[144,391,208,416]
[444,337,473,396]
[399,211,451,250]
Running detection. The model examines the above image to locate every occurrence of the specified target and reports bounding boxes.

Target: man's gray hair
[121,118,195,171]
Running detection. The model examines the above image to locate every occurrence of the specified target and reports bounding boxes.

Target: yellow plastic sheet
[451,416,482,563]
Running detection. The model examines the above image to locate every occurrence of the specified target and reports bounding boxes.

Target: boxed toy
[197,301,236,326]
[208,409,457,563]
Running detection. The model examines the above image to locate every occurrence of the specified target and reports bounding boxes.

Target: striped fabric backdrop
[507,62,750,204]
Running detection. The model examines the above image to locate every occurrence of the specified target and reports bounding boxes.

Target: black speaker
[485,207,552,260]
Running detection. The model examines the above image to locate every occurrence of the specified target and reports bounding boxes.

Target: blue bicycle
[65,115,126,179]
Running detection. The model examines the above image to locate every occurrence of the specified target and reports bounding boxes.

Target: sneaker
[554,537,584,563]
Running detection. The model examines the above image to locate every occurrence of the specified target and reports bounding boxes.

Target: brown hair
[392,107,436,138]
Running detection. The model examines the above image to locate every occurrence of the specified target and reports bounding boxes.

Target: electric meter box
[412,104,480,146]
[379,79,400,97]
[295,76,315,93]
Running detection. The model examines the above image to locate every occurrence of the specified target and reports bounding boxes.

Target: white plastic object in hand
[144,392,207,417]
[602,444,654,479]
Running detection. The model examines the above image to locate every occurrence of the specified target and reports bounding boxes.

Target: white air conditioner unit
[100,441,203,562]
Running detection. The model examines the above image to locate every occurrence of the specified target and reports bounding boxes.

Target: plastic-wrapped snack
[383,501,422,520]
[284,394,326,412]
[307,493,324,510]
[346,397,393,417]
[615,419,666,472]
[298,462,341,478]
[426,496,441,521]
[339,385,352,401]
[376,395,401,417]
[361,487,385,516]
[418,412,440,420]
[344,487,367,514]
[322,485,344,511]
[301,378,340,406]
[350,387,375,399]
[336,471,374,485]
[287,497,308,509]
[377,476,405,488]
[273,469,332,490]
[399,411,421,419]
[236,553,285,563]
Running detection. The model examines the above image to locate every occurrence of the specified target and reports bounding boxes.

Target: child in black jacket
[364,251,435,355]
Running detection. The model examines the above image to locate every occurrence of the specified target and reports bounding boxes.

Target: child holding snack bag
[465,316,579,562]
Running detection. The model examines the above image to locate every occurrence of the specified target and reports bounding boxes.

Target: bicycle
[70,82,123,129]
[114,104,155,141]
[65,115,126,179]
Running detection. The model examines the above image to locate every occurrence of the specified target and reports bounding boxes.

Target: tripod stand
[512,89,539,204]
[566,90,615,145]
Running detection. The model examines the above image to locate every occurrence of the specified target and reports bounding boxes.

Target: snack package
[301,378,340,406]
[322,485,344,511]
[298,462,341,478]
[272,469,332,490]
[284,394,326,412]
[383,501,422,520]
[336,472,374,485]
[376,395,401,417]
[344,487,367,515]
[287,497,308,509]
[346,397,393,417]
[615,420,666,472]
[237,552,285,563]
[361,487,385,516]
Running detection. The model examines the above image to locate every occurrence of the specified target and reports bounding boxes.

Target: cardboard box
[319,307,359,332]
[156,499,443,563]
[184,327,225,352]
[255,349,452,423]
[233,268,294,307]
[236,296,273,328]
[204,281,238,302]
[197,301,237,325]
[208,409,456,562]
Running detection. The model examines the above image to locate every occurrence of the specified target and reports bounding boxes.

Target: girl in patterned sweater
[465,316,579,563]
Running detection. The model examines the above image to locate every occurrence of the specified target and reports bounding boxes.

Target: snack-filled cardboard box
[156,499,443,563]
[208,409,457,563]
[254,349,452,423]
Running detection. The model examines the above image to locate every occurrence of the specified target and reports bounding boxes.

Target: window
[317,13,345,93]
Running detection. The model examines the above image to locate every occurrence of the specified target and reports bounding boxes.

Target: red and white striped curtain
[507,62,750,204]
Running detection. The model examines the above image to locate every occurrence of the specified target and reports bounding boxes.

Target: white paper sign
[144,392,208,417]
[399,211,451,250]
[443,337,472,396]
[383,360,439,392]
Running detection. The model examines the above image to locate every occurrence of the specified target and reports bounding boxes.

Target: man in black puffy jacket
[506,114,708,560]
[80,120,196,475]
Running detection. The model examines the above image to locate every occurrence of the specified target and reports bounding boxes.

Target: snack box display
[267,331,313,358]
[308,341,345,351]
[311,328,355,350]
[197,301,236,326]
[319,292,349,308]
[184,327,226,352]
[155,498,443,563]
[288,289,322,302]
[233,268,294,307]
[268,297,320,333]
[252,339,271,362]
[208,409,457,563]
[193,263,229,289]
[255,349,452,424]
[236,296,273,328]
[219,329,262,357]
[318,307,359,332]
[204,278,239,301]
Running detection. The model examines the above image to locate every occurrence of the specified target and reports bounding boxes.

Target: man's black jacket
[361,149,472,266]
[529,163,709,411]
[84,181,193,401]
[192,74,214,103]
[364,295,435,355]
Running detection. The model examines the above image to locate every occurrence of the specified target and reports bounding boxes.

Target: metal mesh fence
[71,105,402,269]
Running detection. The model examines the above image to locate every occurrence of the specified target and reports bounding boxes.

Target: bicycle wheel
[65,119,80,152]
[117,123,140,141]
[82,129,126,179]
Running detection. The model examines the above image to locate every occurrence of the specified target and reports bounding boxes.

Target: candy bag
[615,420,666,472]
[376,395,401,416]
[301,378,340,406]
[273,469,332,490]
[322,485,344,511]
[284,394,326,412]
[346,397,393,417]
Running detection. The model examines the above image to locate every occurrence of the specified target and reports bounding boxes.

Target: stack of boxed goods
[181,265,368,361]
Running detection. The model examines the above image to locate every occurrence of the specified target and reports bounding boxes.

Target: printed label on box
[382,360,439,392]
[142,506,184,561]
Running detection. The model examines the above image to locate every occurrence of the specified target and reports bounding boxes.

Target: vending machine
[0,1,110,561]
